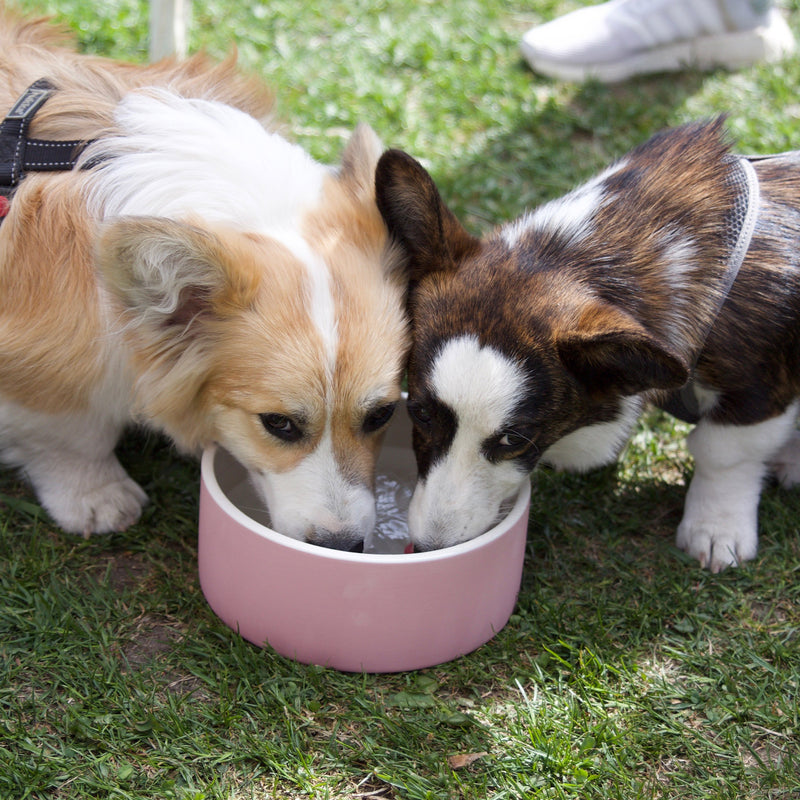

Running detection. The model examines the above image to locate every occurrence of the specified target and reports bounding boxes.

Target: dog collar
[0,79,91,223]
[677,154,760,420]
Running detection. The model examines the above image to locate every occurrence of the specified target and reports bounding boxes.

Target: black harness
[0,79,91,222]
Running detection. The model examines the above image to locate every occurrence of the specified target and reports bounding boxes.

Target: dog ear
[557,309,688,397]
[375,149,480,280]
[339,123,385,199]
[96,216,258,334]
[97,216,263,448]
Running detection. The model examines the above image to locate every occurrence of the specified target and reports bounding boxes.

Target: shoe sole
[521,10,795,83]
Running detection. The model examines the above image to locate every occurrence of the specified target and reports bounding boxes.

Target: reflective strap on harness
[0,79,91,221]
[723,156,760,299]
[0,79,57,188]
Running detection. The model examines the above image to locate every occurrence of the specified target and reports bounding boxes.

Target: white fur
[432,335,526,431]
[84,89,340,360]
[541,395,643,471]
[501,186,599,248]
[0,398,145,534]
[502,160,627,248]
[0,321,142,534]
[689,381,720,416]
[273,231,338,369]
[676,401,799,572]
[659,229,696,349]
[770,429,800,487]
[83,90,326,230]
[255,423,375,546]
[408,336,530,549]
[660,226,698,285]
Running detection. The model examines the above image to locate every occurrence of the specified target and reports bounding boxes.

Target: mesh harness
[667,153,761,422]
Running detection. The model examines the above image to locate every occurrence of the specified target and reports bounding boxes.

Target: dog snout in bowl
[306,525,367,552]
[251,468,376,551]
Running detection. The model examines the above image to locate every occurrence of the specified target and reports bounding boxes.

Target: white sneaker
[520,0,796,83]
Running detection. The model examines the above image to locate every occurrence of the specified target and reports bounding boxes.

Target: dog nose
[308,527,365,552]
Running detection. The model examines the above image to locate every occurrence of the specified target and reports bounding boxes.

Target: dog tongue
[403,542,414,554]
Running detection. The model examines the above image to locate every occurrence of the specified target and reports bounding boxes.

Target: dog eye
[362,402,397,434]
[485,428,536,464]
[259,413,303,443]
[407,402,432,428]
[497,430,530,450]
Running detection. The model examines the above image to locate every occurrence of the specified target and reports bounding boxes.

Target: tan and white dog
[0,6,408,549]
[376,120,800,571]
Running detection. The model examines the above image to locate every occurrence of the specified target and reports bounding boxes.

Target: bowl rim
[200,443,531,565]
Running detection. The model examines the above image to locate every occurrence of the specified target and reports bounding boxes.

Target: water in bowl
[362,469,413,554]
[219,449,412,554]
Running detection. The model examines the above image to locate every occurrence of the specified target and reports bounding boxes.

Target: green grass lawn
[2,0,800,797]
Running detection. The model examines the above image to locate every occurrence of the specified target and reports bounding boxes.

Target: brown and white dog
[375,119,800,571]
[0,6,409,549]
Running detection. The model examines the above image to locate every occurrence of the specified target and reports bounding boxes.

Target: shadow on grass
[431,67,715,231]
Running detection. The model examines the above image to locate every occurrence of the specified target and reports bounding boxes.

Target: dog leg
[769,428,800,487]
[676,402,798,572]
[0,404,147,535]
[23,450,148,535]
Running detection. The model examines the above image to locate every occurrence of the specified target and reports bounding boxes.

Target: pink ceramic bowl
[198,406,531,673]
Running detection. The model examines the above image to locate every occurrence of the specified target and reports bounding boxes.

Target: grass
[2,0,800,797]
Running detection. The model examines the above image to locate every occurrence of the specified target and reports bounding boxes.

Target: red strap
[0,195,9,217]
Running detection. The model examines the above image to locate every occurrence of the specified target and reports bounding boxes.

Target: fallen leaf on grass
[386,691,436,708]
[447,751,488,769]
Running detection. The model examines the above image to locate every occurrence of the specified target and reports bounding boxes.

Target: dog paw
[769,430,800,487]
[78,477,148,535]
[675,519,757,573]
[33,459,148,535]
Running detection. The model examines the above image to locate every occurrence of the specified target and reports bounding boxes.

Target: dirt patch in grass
[122,612,183,668]
[119,612,209,699]
[93,551,156,593]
